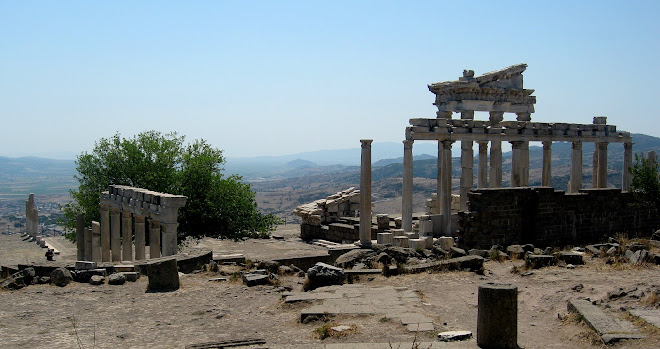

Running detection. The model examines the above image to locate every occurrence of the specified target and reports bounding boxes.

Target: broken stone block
[506,245,525,259]
[525,254,557,269]
[450,246,467,257]
[438,330,472,342]
[89,275,105,285]
[108,273,126,285]
[377,232,393,245]
[628,249,649,265]
[242,273,269,287]
[469,249,488,258]
[124,272,140,282]
[304,262,345,291]
[114,264,135,273]
[147,257,180,292]
[75,261,97,270]
[50,268,73,287]
[393,236,409,248]
[558,252,584,265]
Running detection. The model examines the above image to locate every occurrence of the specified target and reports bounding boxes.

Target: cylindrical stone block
[377,232,393,245]
[110,208,121,262]
[121,211,133,261]
[402,140,414,232]
[134,215,146,260]
[390,228,405,237]
[76,214,85,260]
[393,236,409,248]
[100,205,111,262]
[359,139,373,246]
[477,283,518,349]
[376,214,390,230]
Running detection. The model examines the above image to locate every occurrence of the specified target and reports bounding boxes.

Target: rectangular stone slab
[567,299,644,343]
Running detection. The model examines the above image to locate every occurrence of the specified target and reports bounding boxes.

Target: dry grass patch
[313,322,357,340]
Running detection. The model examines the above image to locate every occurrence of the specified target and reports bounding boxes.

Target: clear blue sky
[1,1,658,159]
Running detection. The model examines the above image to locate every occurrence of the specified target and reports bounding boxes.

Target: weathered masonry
[395,64,633,236]
[76,185,187,262]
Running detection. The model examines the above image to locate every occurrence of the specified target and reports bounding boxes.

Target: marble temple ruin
[76,185,187,262]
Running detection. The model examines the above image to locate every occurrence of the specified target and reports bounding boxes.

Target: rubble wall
[458,187,660,249]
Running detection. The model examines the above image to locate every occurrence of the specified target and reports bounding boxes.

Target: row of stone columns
[77,209,166,263]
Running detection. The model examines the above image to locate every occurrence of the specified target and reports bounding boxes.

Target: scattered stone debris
[108,272,126,285]
[568,298,644,343]
[0,267,36,290]
[89,275,105,285]
[242,270,273,287]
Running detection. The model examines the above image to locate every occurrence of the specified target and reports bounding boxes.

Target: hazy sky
[2,1,658,159]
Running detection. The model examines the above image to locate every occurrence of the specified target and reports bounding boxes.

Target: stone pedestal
[76,214,85,261]
[402,140,414,232]
[409,238,426,251]
[390,229,404,237]
[437,236,454,251]
[359,140,373,247]
[542,141,552,187]
[597,142,608,188]
[477,141,488,188]
[393,236,409,248]
[91,221,101,262]
[460,140,473,210]
[121,211,133,261]
[110,208,121,262]
[149,220,161,259]
[100,205,110,262]
[377,233,393,245]
[477,283,518,349]
[569,141,583,193]
[419,215,433,236]
[134,215,146,260]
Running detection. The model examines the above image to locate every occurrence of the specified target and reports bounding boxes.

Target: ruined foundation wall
[458,187,660,249]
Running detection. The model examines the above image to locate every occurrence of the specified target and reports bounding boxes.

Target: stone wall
[458,187,660,249]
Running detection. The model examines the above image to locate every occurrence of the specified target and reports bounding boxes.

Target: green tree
[62,131,280,241]
[629,152,660,211]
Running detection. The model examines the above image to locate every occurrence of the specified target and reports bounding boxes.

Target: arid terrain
[0,227,658,349]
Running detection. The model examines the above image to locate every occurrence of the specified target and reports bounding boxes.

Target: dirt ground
[0,231,659,348]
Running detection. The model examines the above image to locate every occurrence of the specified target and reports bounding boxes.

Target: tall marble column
[622,142,633,191]
[521,142,530,186]
[76,214,84,260]
[436,141,443,215]
[100,204,110,262]
[477,141,488,188]
[460,140,474,211]
[440,140,454,235]
[91,221,101,262]
[110,207,121,262]
[592,146,599,188]
[121,210,133,261]
[359,139,373,246]
[542,141,552,187]
[161,222,178,256]
[597,142,608,188]
[149,220,161,259]
[569,141,583,193]
[402,140,414,232]
[134,215,146,260]
[510,141,524,187]
[489,141,502,188]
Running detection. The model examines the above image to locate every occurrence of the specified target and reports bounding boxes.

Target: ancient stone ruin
[25,193,38,238]
[76,185,187,262]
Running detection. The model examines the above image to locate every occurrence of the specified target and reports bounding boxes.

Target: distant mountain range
[1,134,659,198]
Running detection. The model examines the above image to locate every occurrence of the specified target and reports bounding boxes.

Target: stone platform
[567,299,644,343]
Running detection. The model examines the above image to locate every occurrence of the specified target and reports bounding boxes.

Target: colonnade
[77,185,187,262]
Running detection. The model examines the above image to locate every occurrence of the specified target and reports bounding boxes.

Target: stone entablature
[428,64,536,115]
[100,185,187,222]
[407,118,630,143]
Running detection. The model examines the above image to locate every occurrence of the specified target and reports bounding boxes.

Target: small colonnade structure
[358,64,634,245]
[77,185,187,262]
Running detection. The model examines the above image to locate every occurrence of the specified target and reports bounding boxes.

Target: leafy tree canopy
[629,152,660,212]
[62,131,281,241]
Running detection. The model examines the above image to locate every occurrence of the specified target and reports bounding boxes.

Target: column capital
[100,203,110,211]
[509,141,524,147]
[542,140,552,148]
[572,141,582,149]
[477,140,489,146]
[110,207,120,215]
[516,112,531,121]
[133,214,145,223]
[121,210,132,218]
[360,139,373,147]
[489,111,504,126]
[460,110,474,120]
[403,140,414,148]
[441,140,455,148]
[624,142,633,149]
